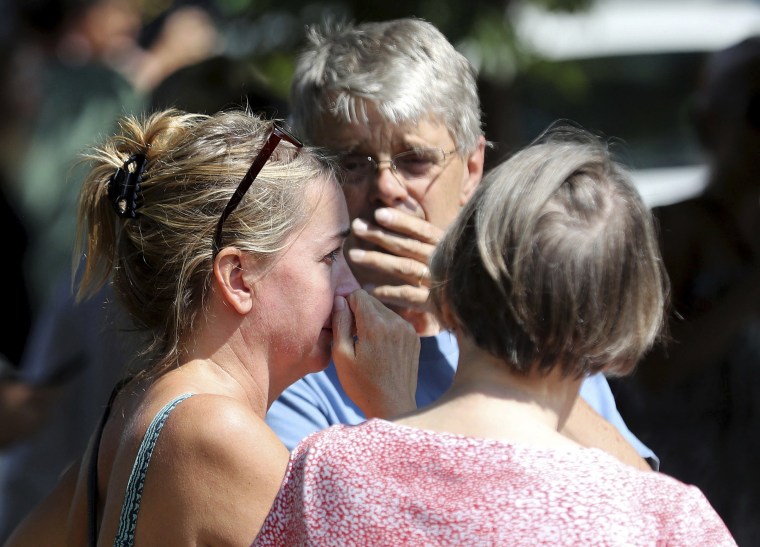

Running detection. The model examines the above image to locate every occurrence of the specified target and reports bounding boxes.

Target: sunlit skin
[242,179,359,398]
[312,107,485,335]
[3,174,421,546]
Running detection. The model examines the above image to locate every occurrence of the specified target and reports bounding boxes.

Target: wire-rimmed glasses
[212,122,303,258]
[337,148,457,186]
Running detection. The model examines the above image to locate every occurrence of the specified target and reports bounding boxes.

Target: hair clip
[107,154,146,219]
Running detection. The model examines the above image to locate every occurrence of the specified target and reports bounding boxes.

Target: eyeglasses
[212,122,303,258]
[338,148,457,186]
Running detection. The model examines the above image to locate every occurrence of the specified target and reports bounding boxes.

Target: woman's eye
[324,249,341,264]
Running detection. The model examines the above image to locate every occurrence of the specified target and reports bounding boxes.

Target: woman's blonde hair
[75,108,336,374]
[430,126,669,378]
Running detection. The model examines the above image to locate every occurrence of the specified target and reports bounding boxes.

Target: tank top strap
[113,393,195,547]
[88,377,132,547]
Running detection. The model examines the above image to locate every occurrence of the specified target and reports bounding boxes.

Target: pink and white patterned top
[253,419,736,546]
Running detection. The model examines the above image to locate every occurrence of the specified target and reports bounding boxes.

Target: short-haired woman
[254,127,736,546]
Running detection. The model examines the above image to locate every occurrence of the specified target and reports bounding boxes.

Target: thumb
[331,295,355,364]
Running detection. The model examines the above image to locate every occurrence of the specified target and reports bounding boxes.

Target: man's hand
[331,290,420,419]
[347,208,444,334]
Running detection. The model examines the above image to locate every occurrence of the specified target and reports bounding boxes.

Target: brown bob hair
[430,126,669,378]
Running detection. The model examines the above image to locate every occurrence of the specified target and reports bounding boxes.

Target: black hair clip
[107,153,146,218]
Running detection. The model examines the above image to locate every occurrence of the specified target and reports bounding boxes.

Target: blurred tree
[203,0,594,98]
[133,0,596,172]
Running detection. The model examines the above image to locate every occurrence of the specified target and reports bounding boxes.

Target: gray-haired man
[267,17,658,470]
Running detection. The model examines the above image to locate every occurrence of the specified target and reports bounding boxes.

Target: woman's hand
[331,290,420,419]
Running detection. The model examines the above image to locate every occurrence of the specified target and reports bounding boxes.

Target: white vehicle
[504,0,760,207]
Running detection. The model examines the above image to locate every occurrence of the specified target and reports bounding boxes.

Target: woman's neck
[396,335,583,448]
[456,341,579,419]
[178,319,271,419]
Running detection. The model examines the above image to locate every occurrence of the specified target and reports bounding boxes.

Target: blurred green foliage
[206,0,594,98]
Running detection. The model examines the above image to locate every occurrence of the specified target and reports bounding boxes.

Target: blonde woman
[6,109,419,545]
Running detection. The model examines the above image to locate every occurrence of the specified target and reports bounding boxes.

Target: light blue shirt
[267,331,659,469]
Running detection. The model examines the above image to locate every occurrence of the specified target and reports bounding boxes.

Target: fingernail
[375,208,392,223]
[334,295,346,310]
[348,249,365,261]
[352,218,369,232]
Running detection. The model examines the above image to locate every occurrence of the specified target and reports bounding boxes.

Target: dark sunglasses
[212,122,303,258]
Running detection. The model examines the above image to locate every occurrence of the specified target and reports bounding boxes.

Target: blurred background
[0,0,759,544]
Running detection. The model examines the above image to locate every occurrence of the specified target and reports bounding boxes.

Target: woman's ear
[440,299,458,332]
[213,248,254,315]
[431,289,458,332]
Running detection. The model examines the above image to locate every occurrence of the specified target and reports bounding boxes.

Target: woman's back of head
[75,108,334,374]
[430,125,669,378]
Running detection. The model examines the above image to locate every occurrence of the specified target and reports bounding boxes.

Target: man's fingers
[368,284,433,313]
[373,208,442,245]
[352,218,435,263]
[348,249,432,288]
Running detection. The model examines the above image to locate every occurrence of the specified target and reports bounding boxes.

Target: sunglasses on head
[212,122,303,258]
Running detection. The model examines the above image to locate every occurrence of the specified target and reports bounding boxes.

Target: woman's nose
[336,252,361,296]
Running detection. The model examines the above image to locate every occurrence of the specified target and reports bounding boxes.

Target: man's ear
[213,248,254,315]
[460,135,486,205]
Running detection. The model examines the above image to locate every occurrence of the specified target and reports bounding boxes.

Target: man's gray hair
[289,18,483,152]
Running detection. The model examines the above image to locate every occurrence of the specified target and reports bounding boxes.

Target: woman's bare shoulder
[128,393,290,545]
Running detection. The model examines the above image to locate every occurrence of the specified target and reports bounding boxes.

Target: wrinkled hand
[331,290,420,419]
[348,208,444,333]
